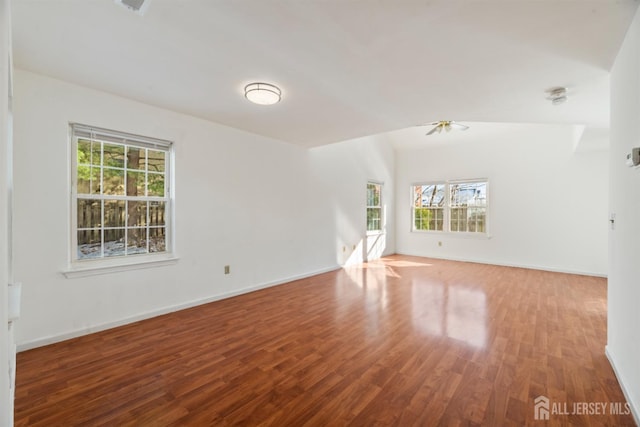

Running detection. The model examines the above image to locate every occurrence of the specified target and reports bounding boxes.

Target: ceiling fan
[424,121,469,136]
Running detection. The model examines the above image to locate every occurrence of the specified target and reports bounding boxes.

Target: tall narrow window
[367,182,382,233]
[412,180,488,234]
[71,124,173,262]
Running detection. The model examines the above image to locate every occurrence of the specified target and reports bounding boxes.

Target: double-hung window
[449,181,487,233]
[413,183,445,231]
[71,124,173,263]
[412,180,487,234]
[367,182,382,233]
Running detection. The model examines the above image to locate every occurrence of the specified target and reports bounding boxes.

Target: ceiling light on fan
[424,121,469,136]
[114,0,152,15]
[546,87,568,105]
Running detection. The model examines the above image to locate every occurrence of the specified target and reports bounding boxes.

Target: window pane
[77,199,101,229]
[451,182,487,207]
[103,168,125,195]
[126,147,145,171]
[127,201,147,227]
[77,139,91,165]
[146,150,165,173]
[127,228,148,255]
[367,183,381,207]
[414,207,444,231]
[103,143,125,168]
[418,184,445,207]
[367,207,381,231]
[104,200,126,228]
[148,173,165,197]
[77,165,91,194]
[450,207,458,231]
[469,208,486,233]
[149,201,166,226]
[127,171,146,196]
[91,141,101,166]
[434,209,443,231]
[104,228,125,257]
[77,166,101,195]
[414,208,428,230]
[150,227,166,253]
[77,229,102,259]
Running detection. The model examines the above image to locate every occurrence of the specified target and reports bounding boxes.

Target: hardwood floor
[15,255,635,426]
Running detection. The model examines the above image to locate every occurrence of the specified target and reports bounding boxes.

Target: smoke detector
[546,87,568,105]
[114,0,152,15]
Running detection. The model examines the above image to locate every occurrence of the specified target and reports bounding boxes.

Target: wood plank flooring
[14,255,636,426]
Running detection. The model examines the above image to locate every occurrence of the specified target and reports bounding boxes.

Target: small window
[71,124,173,262]
[367,182,382,233]
[412,180,488,234]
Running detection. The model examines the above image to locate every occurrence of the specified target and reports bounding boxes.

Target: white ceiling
[12,0,639,148]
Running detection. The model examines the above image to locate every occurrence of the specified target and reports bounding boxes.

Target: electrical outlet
[224,265,230,275]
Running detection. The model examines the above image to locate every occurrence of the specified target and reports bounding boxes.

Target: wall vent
[114,0,151,16]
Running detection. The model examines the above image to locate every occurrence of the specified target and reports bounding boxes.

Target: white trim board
[17,264,340,352]
[394,252,608,278]
[605,346,640,426]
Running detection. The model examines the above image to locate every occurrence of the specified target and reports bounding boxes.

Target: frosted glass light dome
[244,82,281,105]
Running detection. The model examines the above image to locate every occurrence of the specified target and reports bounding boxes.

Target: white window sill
[411,230,492,240]
[63,255,179,279]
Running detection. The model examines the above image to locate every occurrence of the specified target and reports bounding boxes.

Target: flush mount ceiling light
[546,87,568,105]
[244,82,282,105]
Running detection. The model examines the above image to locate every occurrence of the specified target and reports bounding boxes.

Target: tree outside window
[412,180,487,233]
[72,124,172,262]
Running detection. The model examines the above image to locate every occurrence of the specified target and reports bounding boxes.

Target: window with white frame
[412,180,487,233]
[367,182,382,233]
[71,124,173,262]
[413,183,445,231]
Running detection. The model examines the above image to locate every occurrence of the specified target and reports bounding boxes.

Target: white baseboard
[394,252,607,278]
[605,345,640,426]
[17,264,340,352]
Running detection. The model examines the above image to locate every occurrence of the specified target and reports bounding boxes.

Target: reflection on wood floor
[15,255,635,426]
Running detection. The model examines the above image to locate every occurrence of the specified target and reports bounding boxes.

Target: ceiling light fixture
[423,120,469,136]
[114,0,151,15]
[244,82,282,105]
[546,87,568,105]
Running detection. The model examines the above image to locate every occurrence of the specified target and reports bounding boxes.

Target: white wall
[309,134,395,265]
[12,70,395,349]
[1,0,12,424]
[393,123,609,276]
[607,7,640,423]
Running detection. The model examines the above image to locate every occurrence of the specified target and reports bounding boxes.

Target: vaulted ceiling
[12,0,639,147]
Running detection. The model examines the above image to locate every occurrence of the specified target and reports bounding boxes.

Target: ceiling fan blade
[451,122,469,131]
[426,126,440,136]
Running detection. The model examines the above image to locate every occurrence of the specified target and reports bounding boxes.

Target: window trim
[68,123,176,274]
[411,179,489,236]
[366,180,383,235]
